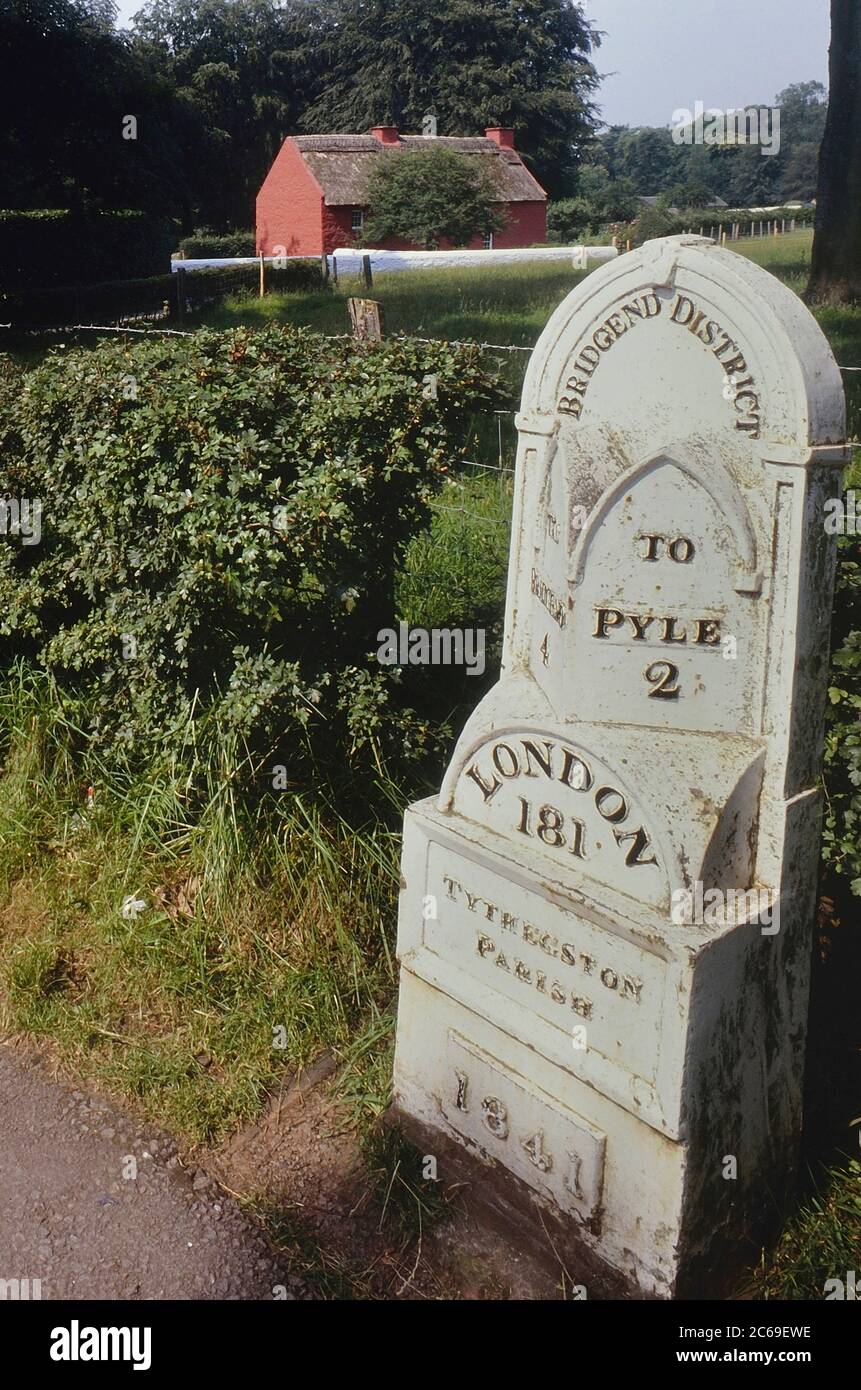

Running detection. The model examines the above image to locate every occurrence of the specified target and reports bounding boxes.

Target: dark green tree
[610,127,682,194]
[131,0,327,227]
[598,81,828,212]
[807,2,861,303]
[300,0,600,198]
[778,143,821,202]
[0,0,207,224]
[775,80,828,147]
[362,144,505,247]
[546,143,641,242]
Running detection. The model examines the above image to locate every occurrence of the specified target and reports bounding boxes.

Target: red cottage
[256,126,547,257]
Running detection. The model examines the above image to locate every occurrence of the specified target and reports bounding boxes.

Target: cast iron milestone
[392,234,848,1297]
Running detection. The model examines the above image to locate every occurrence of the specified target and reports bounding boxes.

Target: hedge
[0,260,324,329]
[0,326,501,778]
[0,210,177,290]
[1,273,175,328]
[178,229,257,258]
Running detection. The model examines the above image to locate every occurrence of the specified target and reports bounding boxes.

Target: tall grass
[201,259,585,348]
[0,663,401,1142]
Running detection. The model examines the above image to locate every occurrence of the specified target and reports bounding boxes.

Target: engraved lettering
[492,742,520,778]
[667,536,695,562]
[559,747,592,791]
[660,616,687,643]
[628,612,656,640]
[640,533,663,561]
[466,764,501,801]
[614,825,659,867]
[694,618,722,645]
[593,607,624,638]
[522,739,555,779]
[531,569,566,628]
[595,786,628,823]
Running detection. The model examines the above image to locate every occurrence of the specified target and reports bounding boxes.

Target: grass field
[196,230,861,439]
[200,257,586,349]
[1,226,859,1295]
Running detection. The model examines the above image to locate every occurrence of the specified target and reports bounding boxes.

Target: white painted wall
[170,246,619,275]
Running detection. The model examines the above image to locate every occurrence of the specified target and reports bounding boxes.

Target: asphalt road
[0,1046,303,1301]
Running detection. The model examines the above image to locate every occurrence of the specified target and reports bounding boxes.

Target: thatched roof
[292,134,546,206]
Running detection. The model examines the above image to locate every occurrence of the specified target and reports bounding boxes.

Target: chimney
[371,125,400,145]
[485,126,515,148]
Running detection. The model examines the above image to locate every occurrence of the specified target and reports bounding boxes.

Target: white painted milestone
[392,235,848,1297]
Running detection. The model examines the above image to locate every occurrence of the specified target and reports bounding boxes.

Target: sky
[113,0,831,130]
[584,0,830,127]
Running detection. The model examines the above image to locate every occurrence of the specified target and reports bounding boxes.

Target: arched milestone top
[569,444,762,595]
[521,235,846,449]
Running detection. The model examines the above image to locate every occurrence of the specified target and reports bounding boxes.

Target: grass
[199,258,585,348]
[1,225,860,1296]
[750,1159,861,1300]
[0,665,402,1144]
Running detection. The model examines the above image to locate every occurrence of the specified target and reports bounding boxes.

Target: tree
[629,203,675,246]
[300,0,600,199]
[807,2,861,303]
[0,0,206,223]
[131,0,326,228]
[597,81,828,212]
[610,127,681,193]
[778,143,820,202]
[547,198,590,244]
[362,144,506,248]
[775,81,828,147]
[575,165,638,220]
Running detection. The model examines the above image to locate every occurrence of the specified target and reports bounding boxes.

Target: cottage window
[352,209,364,238]
[483,230,493,250]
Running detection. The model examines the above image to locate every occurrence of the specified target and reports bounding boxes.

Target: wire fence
[0,261,323,334]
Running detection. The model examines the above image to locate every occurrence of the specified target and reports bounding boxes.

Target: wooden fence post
[347,297,384,341]
[332,256,339,285]
[259,253,266,297]
[361,254,373,290]
[321,253,330,283]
